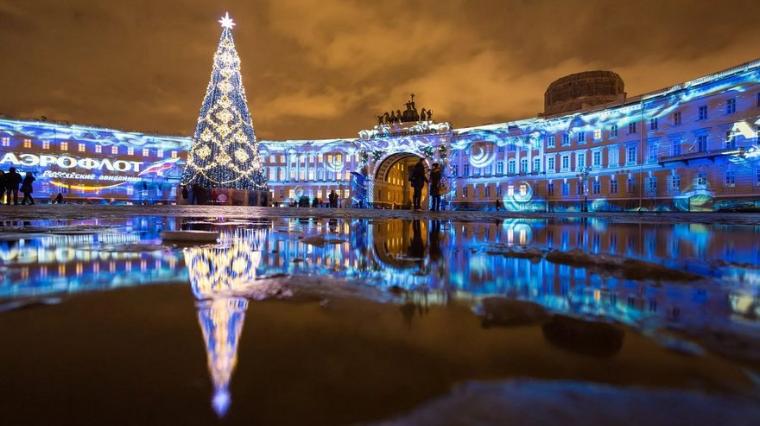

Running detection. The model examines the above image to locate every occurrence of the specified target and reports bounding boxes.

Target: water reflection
[1,215,759,422]
[184,228,267,416]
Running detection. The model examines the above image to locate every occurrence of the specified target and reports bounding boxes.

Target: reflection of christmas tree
[184,227,266,417]
[181,12,267,190]
[196,297,248,417]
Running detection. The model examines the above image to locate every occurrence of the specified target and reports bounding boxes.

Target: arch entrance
[372,152,429,209]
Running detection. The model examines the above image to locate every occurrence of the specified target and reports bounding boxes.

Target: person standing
[328,190,338,208]
[20,172,35,205]
[6,167,22,205]
[0,170,6,205]
[410,159,427,211]
[429,163,442,212]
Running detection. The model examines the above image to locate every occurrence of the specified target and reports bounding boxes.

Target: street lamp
[576,168,590,212]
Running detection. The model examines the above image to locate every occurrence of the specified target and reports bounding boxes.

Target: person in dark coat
[328,190,338,208]
[409,159,427,210]
[20,172,35,205]
[429,163,442,212]
[0,170,5,205]
[5,167,22,205]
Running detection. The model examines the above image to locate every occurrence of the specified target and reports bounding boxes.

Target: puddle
[0,215,759,425]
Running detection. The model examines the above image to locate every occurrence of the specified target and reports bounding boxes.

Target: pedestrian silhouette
[21,172,35,205]
[5,167,22,205]
[410,159,427,211]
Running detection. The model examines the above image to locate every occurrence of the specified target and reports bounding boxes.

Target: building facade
[1,58,759,210]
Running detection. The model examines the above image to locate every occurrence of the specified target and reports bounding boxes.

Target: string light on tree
[181,12,267,190]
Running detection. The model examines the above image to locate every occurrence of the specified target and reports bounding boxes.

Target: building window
[610,124,618,137]
[673,111,682,126]
[608,146,619,166]
[671,174,681,192]
[507,160,515,174]
[697,135,708,152]
[451,164,458,177]
[463,186,468,198]
[547,182,555,195]
[594,129,602,140]
[519,158,528,174]
[111,146,118,155]
[672,140,681,156]
[548,157,555,172]
[463,164,470,177]
[561,155,569,170]
[546,135,555,148]
[726,98,736,115]
[23,138,32,148]
[171,151,177,158]
[627,145,637,165]
[757,93,760,107]
[650,118,658,130]
[647,176,657,193]
[519,184,528,196]
[95,145,102,153]
[577,131,586,144]
[726,130,736,149]
[648,142,658,162]
[562,133,570,146]
[1,137,9,147]
[725,171,736,187]
[576,180,584,195]
[533,158,541,173]
[78,143,85,152]
[60,142,68,151]
[628,122,637,134]
[698,105,708,120]
[127,147,134,155]
[561,182,569,196]
[697,172,707,186]
[592,151,601,167]
[157,149,164,158]
[496,161,504,175]
[576,153,586,170]
[42,140,50,149]
[142,148,150,157]
[485,186,491,198]
[627,177,636,193]
[610,179,618,194]
[757,168,760,185]
[592,180,601,194]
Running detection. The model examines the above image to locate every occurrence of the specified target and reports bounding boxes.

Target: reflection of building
[0,217,186,298]
[1,58,759,209]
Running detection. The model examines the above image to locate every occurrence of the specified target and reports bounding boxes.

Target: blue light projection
[0,118,190,201]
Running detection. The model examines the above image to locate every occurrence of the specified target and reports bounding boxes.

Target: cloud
[0,0,758,139]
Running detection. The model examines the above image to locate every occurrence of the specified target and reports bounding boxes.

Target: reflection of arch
[372,220,428,267]
[372,152,430,208]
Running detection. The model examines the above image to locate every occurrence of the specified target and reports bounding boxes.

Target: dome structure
[544,70,625,116]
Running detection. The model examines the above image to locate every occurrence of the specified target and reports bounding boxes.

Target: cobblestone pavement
[1,204,760,224]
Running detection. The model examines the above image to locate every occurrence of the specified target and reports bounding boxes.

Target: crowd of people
[0,167,37,205]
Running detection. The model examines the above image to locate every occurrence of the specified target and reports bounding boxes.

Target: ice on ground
[545,248,702,281]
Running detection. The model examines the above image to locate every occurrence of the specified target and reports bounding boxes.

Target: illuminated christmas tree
[181,12,267,190]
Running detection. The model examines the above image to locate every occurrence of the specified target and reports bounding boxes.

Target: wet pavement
[0,206,759,425]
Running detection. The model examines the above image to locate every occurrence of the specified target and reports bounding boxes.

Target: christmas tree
[181,12,267,190]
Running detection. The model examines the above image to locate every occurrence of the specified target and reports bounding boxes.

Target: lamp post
[576,168,590,213]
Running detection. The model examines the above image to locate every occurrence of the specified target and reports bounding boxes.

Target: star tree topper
[219,12,235,29]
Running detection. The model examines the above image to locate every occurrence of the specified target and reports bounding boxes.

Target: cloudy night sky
[0,0,759,140]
